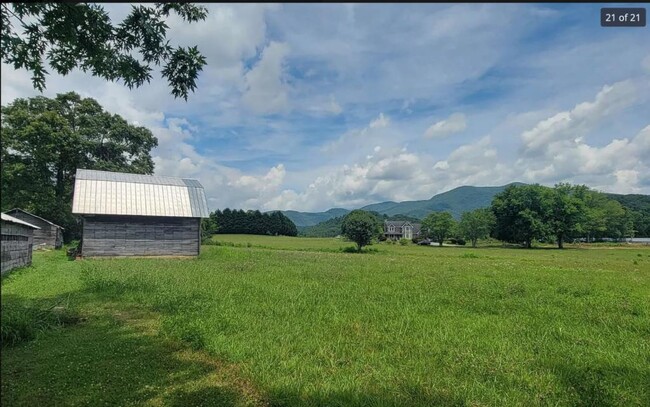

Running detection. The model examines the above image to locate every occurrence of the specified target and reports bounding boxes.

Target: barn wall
[82,215,200,257]
[5,211,62,249]
[1,221,34,274]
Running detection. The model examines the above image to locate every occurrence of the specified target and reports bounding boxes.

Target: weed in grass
[460,252,479,259]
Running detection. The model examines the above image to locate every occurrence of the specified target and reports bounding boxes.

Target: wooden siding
[1,221,34,274]
[81,215,200,257]
[5,211,62,249]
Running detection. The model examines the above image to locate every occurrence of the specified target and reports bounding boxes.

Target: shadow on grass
[266,387,467,407]
[550,362,650,407]
[1,308,253,407]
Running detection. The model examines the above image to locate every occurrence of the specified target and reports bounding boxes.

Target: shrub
[1,299,80,347]
[399,238,409,246]
[66,240,81,260]
[378,234,387,242]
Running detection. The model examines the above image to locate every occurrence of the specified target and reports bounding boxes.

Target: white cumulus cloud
[242,41,292,115]
[424,113,467,139]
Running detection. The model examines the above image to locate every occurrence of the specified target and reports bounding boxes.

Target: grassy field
[2,235,649,406]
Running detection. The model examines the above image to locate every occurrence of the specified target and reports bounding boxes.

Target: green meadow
[2,235,649,406]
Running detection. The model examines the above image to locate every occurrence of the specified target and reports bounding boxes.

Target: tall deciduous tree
[1,92,158,240]
[491,184,550,248]
[421,211,456,247]
[458,208,496,248]
[341,210,379,252]
[1,3,208,100]
[546,183,586,249]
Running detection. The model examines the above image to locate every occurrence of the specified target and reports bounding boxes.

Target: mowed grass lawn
[2,235,649,406]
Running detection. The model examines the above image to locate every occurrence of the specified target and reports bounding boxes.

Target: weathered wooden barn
[71,169,209,257]
[1,213,40,274]
[4,208,64,249]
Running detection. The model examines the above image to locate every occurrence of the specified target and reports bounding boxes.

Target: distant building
[1,213,40,274]
[71,169,209,257]
[4,208,64,249]
[384,220,422,240]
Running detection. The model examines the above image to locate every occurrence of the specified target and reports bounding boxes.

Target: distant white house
[384,220,422,240]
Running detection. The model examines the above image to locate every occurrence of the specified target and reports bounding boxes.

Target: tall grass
[2,237,649,406]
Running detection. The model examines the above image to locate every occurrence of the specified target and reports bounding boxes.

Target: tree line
[205,209,298,237]
[341,183,646,250]
[420,183,640,249]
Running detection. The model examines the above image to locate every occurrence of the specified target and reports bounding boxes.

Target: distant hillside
[605,193,650,236]
[281,208,350,227]
[283,183,524,226]
[361,183,525,219]
[604,193,650,212]
[301,213,422,237]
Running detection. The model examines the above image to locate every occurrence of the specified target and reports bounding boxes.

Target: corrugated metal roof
[1,213,41,229]
[72,169,209,218]
[5,208,64,229]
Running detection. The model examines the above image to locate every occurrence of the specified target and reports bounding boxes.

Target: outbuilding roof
[1,213,41,229]
[72,169,209,218]
[5,208,64,229]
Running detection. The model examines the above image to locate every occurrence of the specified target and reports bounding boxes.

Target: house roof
[5,208,64,229]
[1,213,41,229]
[71,169,209,218]
[384,220,422,234]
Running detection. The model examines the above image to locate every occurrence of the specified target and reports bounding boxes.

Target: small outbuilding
[4,208,64,249]
[71,169,209,257]
[1,213,40,274]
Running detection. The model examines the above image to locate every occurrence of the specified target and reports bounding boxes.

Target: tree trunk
[55,165,65,199]
[357,243,362,252]
[526,239,532,249]
[557,235,564,249]
[472,239,477,248]
[439,240,443,247]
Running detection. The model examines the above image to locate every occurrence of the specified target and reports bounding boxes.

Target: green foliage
[341,210,380,252]
[300,215,346,237]
[421,211,456,246]
[201,218,217,243]
[1,92,158,241]
[209,209,297,237]
[301,211,394,237]
[1,297,79,347]
[491,183,638,248]
[491,184,552,248]
[1,3,207,100]
[604,194,650,237]
[459,208,496,247]
[546,183,587,249]
[282,208,351,227]
[399,238,409,246]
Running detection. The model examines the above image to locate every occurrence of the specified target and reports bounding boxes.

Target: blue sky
[2,3,649,212]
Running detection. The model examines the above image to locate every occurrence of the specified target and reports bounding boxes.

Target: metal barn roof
[72,169,209,218]
[1,213,41,229]
[5,208,64,229]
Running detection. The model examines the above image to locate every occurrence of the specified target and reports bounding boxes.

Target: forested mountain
[360,183,525,219]
[300,213,421,237]
[284,183,523,227]
[280,208,350,227]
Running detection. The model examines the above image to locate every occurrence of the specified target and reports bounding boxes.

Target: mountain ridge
[279,183,525,227]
